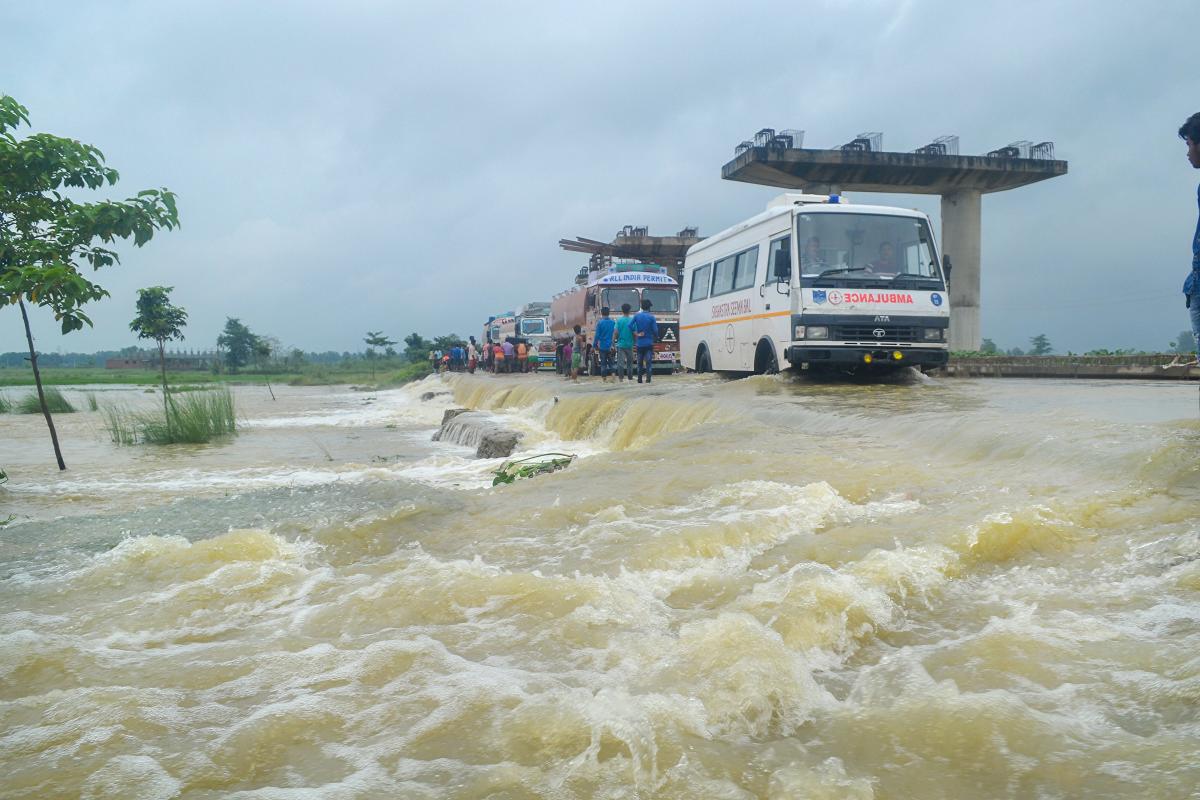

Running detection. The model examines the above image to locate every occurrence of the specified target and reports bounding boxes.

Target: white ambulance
[680,194,951,373]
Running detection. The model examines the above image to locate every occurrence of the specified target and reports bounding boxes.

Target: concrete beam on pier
[559,229,702,282]
[722,148,1067,195]
[722,146,1068,350]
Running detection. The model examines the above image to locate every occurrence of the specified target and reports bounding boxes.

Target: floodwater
[1,373,1198,799]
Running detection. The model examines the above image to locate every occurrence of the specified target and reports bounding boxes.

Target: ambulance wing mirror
[942,255,953,286]
[773,248,791,281]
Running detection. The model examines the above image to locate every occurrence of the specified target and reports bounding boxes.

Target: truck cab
[551,263,680,373]
[515,301,555,370]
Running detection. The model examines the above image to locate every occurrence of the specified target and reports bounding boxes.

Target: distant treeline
[0,349,366,369]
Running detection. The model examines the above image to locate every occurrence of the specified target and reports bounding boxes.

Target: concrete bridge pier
[719,142,1067,354]
[941,189,982,351]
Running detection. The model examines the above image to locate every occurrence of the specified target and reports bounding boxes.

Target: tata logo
[873,328,886,338]
[661,328,677,342]
[930,292,943,307]
[874,315,890,322]
[812,289,827,304]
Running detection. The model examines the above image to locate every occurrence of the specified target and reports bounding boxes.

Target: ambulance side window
[690,264,711,301]
[769,236,791,280]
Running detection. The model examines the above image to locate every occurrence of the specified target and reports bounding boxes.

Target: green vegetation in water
[101,405,139,446]
[492,453,575,486]
[0,393,10,413]
[103,388,237,445]
[84,392,99,411]
[0,360,436,388]
[16,388,75,414]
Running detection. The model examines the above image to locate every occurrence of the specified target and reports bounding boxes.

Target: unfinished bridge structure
[721,129,1067,350]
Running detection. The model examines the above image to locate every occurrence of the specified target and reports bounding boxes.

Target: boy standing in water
[593,306,616,382]
[631,298,658,384]
[1180,112,1200,363]
[571,324,585,381]
[614,303,635,381]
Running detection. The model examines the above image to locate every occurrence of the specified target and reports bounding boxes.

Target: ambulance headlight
[924,328,944,341]
[793,325,805,340]
[806,326,829,340]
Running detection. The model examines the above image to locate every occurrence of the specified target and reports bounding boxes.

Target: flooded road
[2,374,1199,798]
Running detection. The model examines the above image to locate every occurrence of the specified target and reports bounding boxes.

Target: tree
[980,338,998,355]
[1029,334,1053,355]
[0,96,180,469]
[363,330,396,379]
[129,286,187,434]
[403,332,432,363]
[253,337,276,400]
[1170,330,1195,354]
[217,317,257,372]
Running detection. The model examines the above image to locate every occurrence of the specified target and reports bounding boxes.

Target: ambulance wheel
[696,345,712,373]
[754,339,779,374]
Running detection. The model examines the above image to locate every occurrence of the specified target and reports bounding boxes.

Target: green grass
[0,361,431,388]
[85,392,99,411]
[103,388,237,445]
[16,387,75,414]
[101,405,139,445]
[0,393,10,413]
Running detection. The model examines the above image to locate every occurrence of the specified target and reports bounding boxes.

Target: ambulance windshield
[797,213,942,284]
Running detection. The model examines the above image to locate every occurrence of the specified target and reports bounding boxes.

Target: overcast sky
[4,0,1199,355]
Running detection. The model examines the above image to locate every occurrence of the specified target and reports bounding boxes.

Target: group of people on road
[562,300,659,383]
[482,336,540,374]
[430,336,544,374]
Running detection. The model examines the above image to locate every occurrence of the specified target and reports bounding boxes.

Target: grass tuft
[0,394,10,413]
[104,388,237,445]
[85,392,99,411]
[16,387,75,414]
[102,405,139,445]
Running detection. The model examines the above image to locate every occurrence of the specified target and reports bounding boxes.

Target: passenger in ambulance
[801,236,829,271]
[866,241,898,274]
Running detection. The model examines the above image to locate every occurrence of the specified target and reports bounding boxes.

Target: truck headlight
[924,328,944,341]
[807,326,829,340]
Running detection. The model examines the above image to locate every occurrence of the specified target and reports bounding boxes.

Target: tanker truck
[550,263,680,374]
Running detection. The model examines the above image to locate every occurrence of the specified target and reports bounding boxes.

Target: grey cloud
[3,0,1198,355]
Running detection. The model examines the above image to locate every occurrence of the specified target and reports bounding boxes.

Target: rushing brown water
[2,374,1198,799]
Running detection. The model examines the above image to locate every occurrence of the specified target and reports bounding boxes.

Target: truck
[550,263,680,374]
[679,193,951,374]
[514,301,556,370]
[483,312,516,347]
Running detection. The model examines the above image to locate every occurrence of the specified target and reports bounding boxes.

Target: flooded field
[2,373,1198,799]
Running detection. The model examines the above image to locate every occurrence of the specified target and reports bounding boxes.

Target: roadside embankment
[934,355,1200,380]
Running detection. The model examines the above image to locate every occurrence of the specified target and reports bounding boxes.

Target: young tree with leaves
[363,330,396,379]
[0,95,180,470]
[1029,334,1053,355]
[216,317,257,372]
[129,285,187,433]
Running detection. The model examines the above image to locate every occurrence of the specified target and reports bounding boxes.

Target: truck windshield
[602,288,641,312]
[520,318,546,335]
[797,213,942,284]
[641,287,679,313]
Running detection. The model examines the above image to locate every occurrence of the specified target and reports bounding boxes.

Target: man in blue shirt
[631,298,659,384]
[1181,112,1200,362]
[593,306,616,382]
